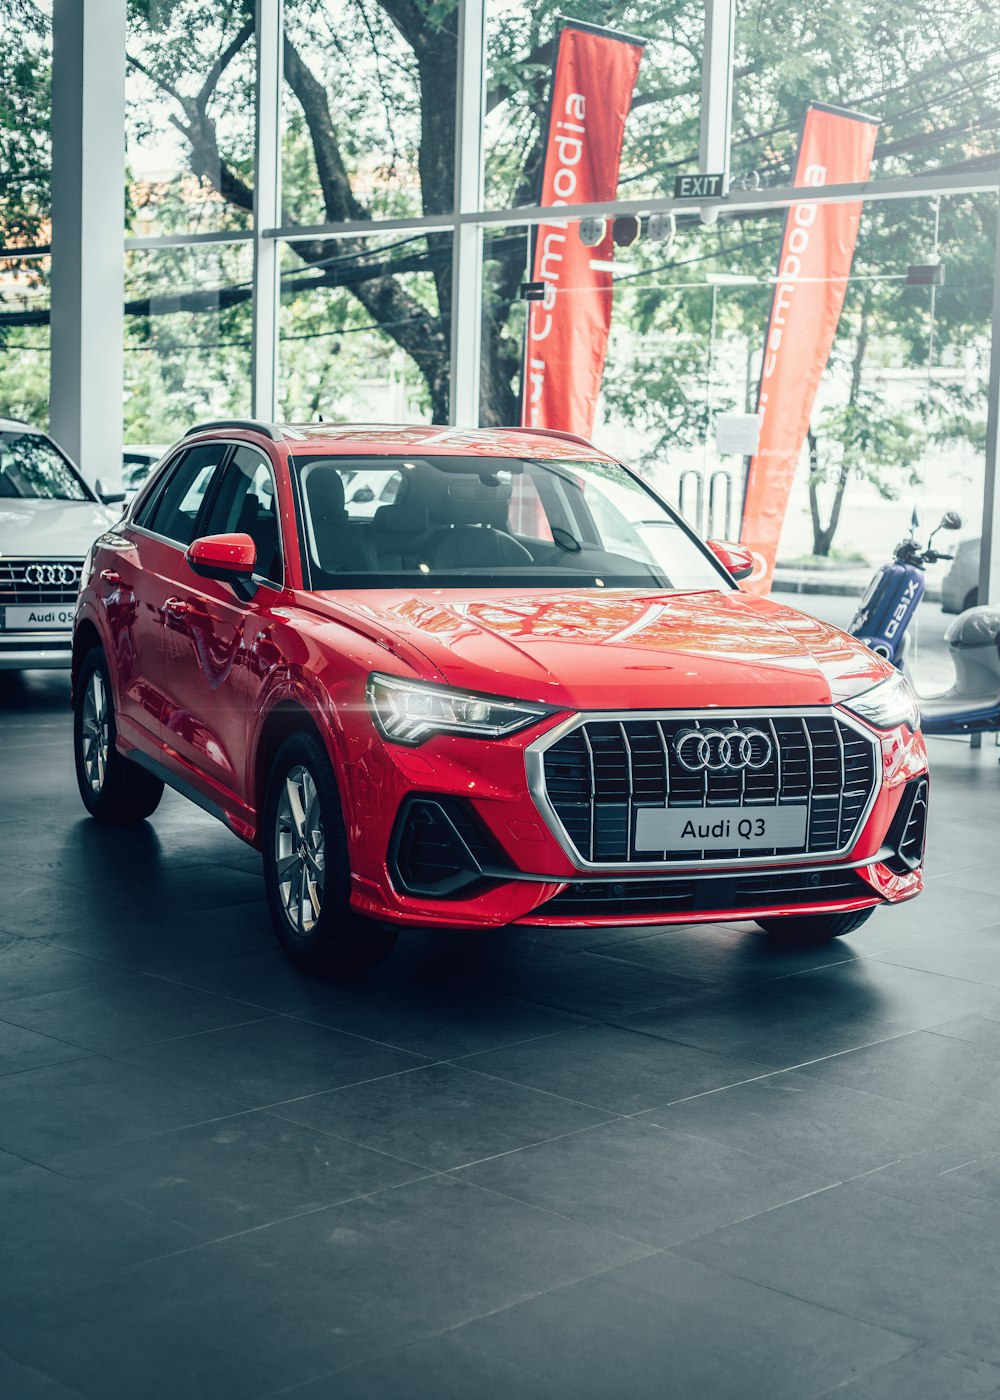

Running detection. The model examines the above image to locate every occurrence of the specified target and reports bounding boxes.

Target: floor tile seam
[39,1107,300,1178]
[107,1009,439,1065]
[253,1106,454,1175]
[598,1014,777,1067]
[103,1172,444,1270]
[436,1061,628,1118]
[438,1021,604,1063]
[265,1329,597,1399]
[648,1051,1000,1123]
[826,1168,1000,1234]
[438,1117,643,1177]
[242,1055,460,1114]
[626,1027,924,1108]
[639,1119,965,1186]
[581,944,882,991]
[0,1345,93,1400]
[437,1169,667,1252]
[283,1012,598,1064]
[0,1011,99,1059]
[596,1023,924,1082]
[0,1006,283,1057]
[865,953,1000,991]
[142,970,373,1016]
[846,1169,1000,1226]
[657,1242,928,1356]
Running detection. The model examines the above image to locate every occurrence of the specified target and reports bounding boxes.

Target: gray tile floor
[2,668,1000,1399]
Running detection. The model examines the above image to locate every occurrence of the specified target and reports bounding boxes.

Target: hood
[0,498,118,558]
[318,587,891,711]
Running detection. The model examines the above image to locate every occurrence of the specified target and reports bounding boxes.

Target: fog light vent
[885,777,929,875]
[390,796,503,899]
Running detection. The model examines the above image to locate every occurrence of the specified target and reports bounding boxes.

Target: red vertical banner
[740,104,878,593]
[521,22,644,437]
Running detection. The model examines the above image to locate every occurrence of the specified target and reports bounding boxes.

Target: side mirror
[186,533,256,584]
[95,477,126,505]
[707,539,755,582]
[940,511,963,530]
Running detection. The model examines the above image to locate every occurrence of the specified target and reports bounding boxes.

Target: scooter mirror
[940,511,963,530]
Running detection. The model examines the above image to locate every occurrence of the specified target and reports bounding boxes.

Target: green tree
[1,0,996,556]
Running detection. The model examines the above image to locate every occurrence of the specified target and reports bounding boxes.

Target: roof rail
[184,419,283,442]
[518,426,595,448]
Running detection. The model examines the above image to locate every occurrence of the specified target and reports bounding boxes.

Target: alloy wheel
[274,764,325,935]
[81,670,110,794]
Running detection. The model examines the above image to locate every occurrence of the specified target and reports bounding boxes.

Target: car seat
[234,491,282,582]
[305,469,378,574]
[429,477,533,569]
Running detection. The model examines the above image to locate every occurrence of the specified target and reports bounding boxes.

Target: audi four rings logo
[24,564,80,587]
[674,726,773,772]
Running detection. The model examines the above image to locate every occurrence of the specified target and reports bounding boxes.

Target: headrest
[442,476,513,527]
[305,468,346,519]
[945,605,1000,648]
[372,504,429,535]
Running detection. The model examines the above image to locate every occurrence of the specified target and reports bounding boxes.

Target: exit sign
[674,172,728,199]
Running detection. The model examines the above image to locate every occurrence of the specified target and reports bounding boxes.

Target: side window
[201,445,283,586]
[141,444,228,545]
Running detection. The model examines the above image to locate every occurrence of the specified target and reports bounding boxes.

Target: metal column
[699,0,736,192]
[449,0,485,427]
[978,200,1000,608]
[49,0,127,489]
[252,0,283,420]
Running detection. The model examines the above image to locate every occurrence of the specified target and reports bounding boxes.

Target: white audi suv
[0,419,120,669]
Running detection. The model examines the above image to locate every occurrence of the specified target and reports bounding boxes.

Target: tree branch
[196,15,254,112]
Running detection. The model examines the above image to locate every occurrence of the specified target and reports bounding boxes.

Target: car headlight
[366,673,554,746]
[843,671,920,732]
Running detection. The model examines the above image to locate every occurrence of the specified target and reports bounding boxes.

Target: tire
[262,731,398,975]
[963,587,979,612]
[756,907,876,941]
[73,645,164,824]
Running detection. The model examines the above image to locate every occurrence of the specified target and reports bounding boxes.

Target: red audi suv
[72,421,928,973]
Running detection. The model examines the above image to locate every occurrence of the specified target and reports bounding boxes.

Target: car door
[156,444,286,815]
[109,444,229,750]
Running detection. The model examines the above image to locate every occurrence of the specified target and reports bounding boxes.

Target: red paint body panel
[73,423,927,938]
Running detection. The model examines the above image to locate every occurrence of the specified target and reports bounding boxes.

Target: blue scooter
[848,511,1000,737]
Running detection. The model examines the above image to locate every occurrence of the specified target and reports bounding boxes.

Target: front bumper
[343,710,928,930]
[0,631,73,669]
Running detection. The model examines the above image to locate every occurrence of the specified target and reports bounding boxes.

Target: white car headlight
[367,673,554,746]
[843,671,920,732]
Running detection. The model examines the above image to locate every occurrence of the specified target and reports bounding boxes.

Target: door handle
[162,597,191,620]
[99,569,121,586]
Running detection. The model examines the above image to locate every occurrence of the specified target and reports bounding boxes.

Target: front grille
[536,713,878,865]
[542,867,873,919]
[0,558,83,606]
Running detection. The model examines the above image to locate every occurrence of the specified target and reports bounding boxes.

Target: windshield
[0,431,91,501]
[292,454,727,592]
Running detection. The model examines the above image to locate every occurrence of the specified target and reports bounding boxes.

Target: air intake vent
[389,796,504,899]
[543,867,872,919]
[884,777,929,874]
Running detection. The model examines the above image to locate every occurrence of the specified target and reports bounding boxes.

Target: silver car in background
[0,419,119,669]
[941,536,981,615]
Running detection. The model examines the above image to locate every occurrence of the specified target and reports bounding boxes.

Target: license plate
[634,804,808,853]
[1,604,76,631]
